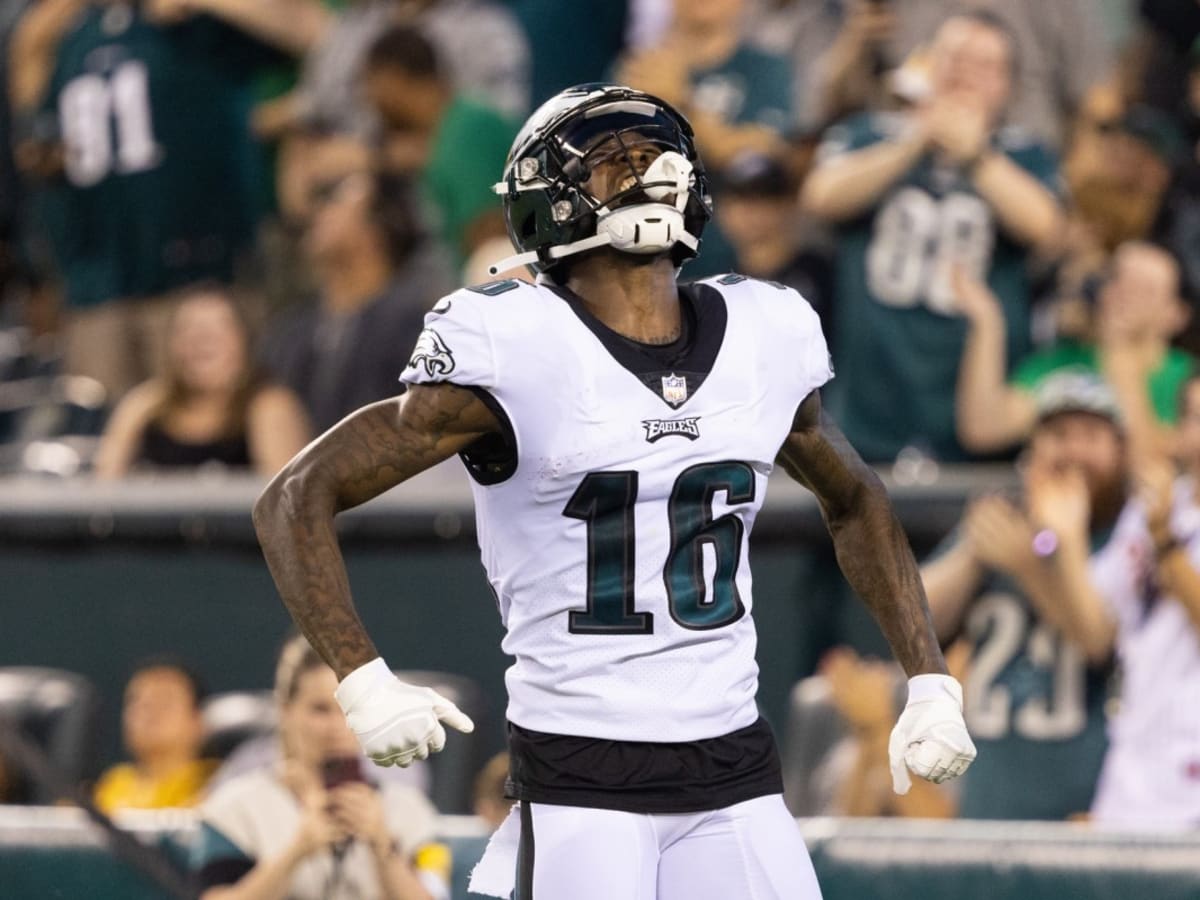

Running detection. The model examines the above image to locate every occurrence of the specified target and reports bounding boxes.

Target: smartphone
[321,756,366,790]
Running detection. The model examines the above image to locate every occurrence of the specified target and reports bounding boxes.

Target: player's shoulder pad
[429,278,549,318]
[698,272,815,310]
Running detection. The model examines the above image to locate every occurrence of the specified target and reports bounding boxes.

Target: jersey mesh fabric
[400,276,831,742]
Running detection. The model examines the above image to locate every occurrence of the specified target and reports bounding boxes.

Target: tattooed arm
[253,384,500,678]
[776,390,946,676]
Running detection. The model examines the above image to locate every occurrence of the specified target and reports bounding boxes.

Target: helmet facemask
[490,88,712,278]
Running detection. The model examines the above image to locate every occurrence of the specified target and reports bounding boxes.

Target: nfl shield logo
[661,373,688,406]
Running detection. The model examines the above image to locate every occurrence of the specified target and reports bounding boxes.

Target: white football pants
[511,794,823,899]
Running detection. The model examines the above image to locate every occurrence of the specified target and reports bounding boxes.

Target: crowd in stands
[3,0,1200,893]
[0,0,1196,476]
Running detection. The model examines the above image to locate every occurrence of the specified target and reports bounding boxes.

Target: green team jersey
[933,532,1112,820]
[820,112,1062,462]
[422,95,518,268]
[1012,340,1196,424]
[36,7,281,307]
[682,45,794,281]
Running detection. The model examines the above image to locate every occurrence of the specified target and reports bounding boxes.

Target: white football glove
[335,658,475,767]
[888,673,976,794]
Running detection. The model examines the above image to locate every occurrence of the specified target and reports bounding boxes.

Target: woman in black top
[95,287,310,477]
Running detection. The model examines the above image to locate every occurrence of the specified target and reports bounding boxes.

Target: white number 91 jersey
[400,274,832,743]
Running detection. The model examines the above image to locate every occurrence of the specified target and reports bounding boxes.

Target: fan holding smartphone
[192,635,447,899]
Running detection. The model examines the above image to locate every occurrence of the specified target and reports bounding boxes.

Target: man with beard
[921,372,1123,819]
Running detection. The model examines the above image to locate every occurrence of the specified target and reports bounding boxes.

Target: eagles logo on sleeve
[408,327,456,378]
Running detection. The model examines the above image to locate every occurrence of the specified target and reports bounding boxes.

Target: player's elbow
[825,465,890,532]
[253,461,314,541]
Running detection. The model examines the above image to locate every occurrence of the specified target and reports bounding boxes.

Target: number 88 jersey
[400,274,832,743]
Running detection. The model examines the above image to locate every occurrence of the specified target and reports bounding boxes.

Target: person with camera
[193,634,444,900]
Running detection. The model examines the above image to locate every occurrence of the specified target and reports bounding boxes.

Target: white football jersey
[1089,477,1200,828]
[400,274,832,742]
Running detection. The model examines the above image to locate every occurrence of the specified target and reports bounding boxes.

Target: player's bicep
[775,389,883,521]
[276,383,500,513]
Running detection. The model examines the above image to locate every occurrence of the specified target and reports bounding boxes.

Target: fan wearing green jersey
[802,10,1066,464]
[10,0,326,402]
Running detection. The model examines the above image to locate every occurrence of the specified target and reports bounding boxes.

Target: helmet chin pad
[596,204,687,254]
[639,151,692,209]
[593,150,693,255]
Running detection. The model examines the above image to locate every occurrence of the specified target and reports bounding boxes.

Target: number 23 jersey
[400,274,832,743]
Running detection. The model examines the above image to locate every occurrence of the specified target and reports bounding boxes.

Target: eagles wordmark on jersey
[401,273,831,745]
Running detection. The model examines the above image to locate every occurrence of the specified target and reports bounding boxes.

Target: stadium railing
[0,463,1016,804]
[3,807,1198,900]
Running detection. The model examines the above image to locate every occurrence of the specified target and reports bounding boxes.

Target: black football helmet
[489,84,712,278]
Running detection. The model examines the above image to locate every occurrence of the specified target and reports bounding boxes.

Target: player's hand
[335,658,475,767]
[888,674,976,794]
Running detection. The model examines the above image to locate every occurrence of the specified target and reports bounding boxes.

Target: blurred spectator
[471,752,512,831]
[1087,375,1200,829]
[93,658,217,815]
[290,0,530,143]
[799,0,1112,148]
[509,0,627,107]
[714,150,832,340]
[741,0,846,131]
[1151,47,1200,313]
[261,155,454,432]
[803,0,933,129]
[9,0,326,403]
[0,749,28,804]
[362,23,516,269]
[0,0,37,293]
[193,634,444,899]
[922,373,1124,819]
[955,243,1195,466]
[616,0,794,172]
[1066,90,1183,258]
[615,0,796,277]
[1131,0,1200,116]
[93,287,310,477]
[803,10,1065,463]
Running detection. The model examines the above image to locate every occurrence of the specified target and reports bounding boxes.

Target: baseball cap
[1033,372,1123,429]
[1121,105,1187,166]
[716,151,794,198]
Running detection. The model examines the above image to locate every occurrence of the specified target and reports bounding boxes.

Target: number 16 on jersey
[564,461,755,634]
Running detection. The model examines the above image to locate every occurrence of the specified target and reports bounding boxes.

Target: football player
[254,84,976,899]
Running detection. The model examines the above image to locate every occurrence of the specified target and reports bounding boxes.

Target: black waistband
[506,717,783,814]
